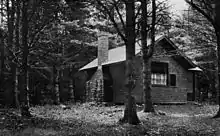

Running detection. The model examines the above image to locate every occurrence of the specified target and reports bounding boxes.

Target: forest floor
[0,102,220,136]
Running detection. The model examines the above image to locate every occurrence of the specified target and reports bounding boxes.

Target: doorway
[103,66,113,102]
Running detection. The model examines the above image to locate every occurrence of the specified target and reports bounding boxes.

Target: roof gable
[158,37,196,70]
[79,35,196,71]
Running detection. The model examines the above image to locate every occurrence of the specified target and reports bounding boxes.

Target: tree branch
[185,0,216,27]
[95,0,127,42]
[135,5,141,19]
[148,0,156,57]
[28,23,49,48]
[112,0,126,31]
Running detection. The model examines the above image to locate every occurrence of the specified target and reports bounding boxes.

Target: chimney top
[98,33,109,67]
[97,31,110,38]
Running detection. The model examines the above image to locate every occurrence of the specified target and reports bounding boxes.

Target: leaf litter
[0,103,219,136]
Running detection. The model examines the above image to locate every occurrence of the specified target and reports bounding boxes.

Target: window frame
[169,74,177,87]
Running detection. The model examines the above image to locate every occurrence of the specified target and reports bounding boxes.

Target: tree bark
[6,0,16,107]
[14,0,20,109]
[54,67,60,104]
[5,0,15,93]
[143,58,155,112]
[69,79,75,102]
[26,70,30,107]
[213,31,220,118]
[20,0,31,117]
[0,28,4,106]
[0,30,4,90]
[0,0,3,23]
[0,0,4,88]
[0,0,2,84]
[213,0,220,118]
[120,0,140,125]
[13,66,20,108]
[141,0,155,112]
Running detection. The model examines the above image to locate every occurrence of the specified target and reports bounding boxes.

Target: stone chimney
[97,33,109,67]
[84,32,109,103]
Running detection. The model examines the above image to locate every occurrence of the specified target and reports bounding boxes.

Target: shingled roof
[79,35,196,71]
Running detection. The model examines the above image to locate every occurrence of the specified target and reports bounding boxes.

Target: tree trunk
[13,66,20,108]
[141,0,155,112]
[15,67,20,108]
[54,68,60,104]
[120,95,140,125]
[120,0,140,125]
[5,0,12,90]
[0,0,3,24]
[213,0,220,118]
[143,58,155,112]
[6,0,16,106]
[14,0,20,109]
[20,0,31,117]
[0,30,4,90]
[0,29,4,106]
[213,31,220,118]
[69,79,75,102]
[26,70,30,107]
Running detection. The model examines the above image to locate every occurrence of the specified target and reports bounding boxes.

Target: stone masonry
[86,32,109,103]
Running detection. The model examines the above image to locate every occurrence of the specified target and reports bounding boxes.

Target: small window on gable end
[170,74,176,86]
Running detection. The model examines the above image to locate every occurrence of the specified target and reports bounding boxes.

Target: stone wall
[86,68,104,102]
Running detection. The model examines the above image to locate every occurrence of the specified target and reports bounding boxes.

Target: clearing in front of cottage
[0,103,220,136]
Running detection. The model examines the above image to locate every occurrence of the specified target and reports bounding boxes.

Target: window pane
[151,62,168,73]
[151,73,167,85]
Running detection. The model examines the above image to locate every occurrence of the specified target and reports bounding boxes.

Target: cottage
[76,34,201,104]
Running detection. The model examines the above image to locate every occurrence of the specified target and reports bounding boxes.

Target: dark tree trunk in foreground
[20,0,31,117]
[213,29,220,118]
[69,79,75,102]
[26,71,30,107]
[0,29,5,106]
[0,30,4,90]
[13,66,20,108]
[6,0,15,92]
[54,67,60,105]
[212,0,220,118]
[120,0,140,125]
[143,58,154,112]
[6,0,16,107]
[14,0,20,108]
[141,0,155,112]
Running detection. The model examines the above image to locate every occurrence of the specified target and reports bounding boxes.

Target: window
[170,74,176,86]
[151,73,167,85]
[151,62,168,86]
